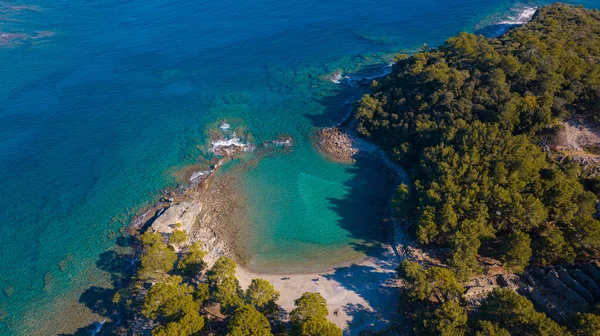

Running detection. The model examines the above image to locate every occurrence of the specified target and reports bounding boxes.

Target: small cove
[2,0,600,334]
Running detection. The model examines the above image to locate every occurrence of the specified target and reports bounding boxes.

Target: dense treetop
[356,3,600,277]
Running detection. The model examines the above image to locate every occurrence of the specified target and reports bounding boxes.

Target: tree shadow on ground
[323,260,403,335]
[326,154,398,243]
[316,130,406,334]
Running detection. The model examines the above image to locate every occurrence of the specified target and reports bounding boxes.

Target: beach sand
[236,244,402,335]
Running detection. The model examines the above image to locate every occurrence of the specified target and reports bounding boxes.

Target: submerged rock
[263,135,293,148]
[0,31,53,47]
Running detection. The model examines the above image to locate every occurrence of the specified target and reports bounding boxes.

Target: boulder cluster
[316,127,358,164]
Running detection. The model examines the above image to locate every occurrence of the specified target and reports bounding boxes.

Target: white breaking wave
[210,137,248,150]
[344,63,393,86]
[90,320,105,336]
[189,170,211,182]
[329,70,343,84]
[209,131,255,155]
[499,6,537,25]
[271,139,292,146]
[219,122,231,130]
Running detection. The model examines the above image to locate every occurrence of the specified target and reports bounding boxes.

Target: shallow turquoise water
[242,134,398,273]
[1,0,599,334]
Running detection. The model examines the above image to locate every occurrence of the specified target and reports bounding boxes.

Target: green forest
[357,3,600,278]
[397,259,600,335]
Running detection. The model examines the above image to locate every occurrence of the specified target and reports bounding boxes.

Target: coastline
[121,64,410,334]
[0,1,564,333]
[126,158,403,333]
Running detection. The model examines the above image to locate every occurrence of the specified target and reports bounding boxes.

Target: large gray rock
[582,263,600,282]
[525,271,578,319]
[523,285,564,321]
[544,268,589,309]
[570,269,600,300]
[150,201,203,234]
[556,266,594,303]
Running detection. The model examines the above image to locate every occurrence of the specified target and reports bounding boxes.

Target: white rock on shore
[150,201,202,234]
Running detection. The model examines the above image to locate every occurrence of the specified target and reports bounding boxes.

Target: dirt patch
[550,118,600,153]
[546,118,600,175]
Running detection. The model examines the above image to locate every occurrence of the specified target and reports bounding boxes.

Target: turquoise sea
[1,0,599,334]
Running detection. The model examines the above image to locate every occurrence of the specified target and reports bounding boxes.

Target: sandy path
[235,244,401,335]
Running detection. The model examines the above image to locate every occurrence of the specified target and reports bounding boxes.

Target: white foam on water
[189,170,211,182]
[271,139,292,146]
[219,122,231,130]
[90,320,105,336]
[210,137,248,151]
[499,6,537,25]
[329,69,343,84]
[344,63,393,86]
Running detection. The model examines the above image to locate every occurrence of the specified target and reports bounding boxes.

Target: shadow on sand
[323,244,403,334]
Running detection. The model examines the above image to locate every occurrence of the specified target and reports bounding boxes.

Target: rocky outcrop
[315,127,358,164]
[548,119,600,176]
[464,274,522,305]
[583,262,600,282]
[464,263,600,321]
[550,119,600,152]
[556,266,595,303]
[570,268,600,300]
[131,125,295,265]
[150,201,203,234]
[267,136,293,147]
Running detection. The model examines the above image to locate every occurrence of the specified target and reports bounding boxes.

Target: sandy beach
[235,244,402,335]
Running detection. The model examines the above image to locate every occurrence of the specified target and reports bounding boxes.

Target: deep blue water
[1,0,599,334]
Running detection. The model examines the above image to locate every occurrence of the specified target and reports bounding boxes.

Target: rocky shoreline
[124,157,406,333]
[128,131,294,266]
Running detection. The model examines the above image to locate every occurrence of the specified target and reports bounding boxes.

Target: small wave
[189,170,211,182]
[210,137,248,150]
[476,5,538,37]
[344,63,393,87]
[328,69,343,84]
[209,132,255,156]
[271,139,292,146]
[219,122,231,130]
[499,6,537,25]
